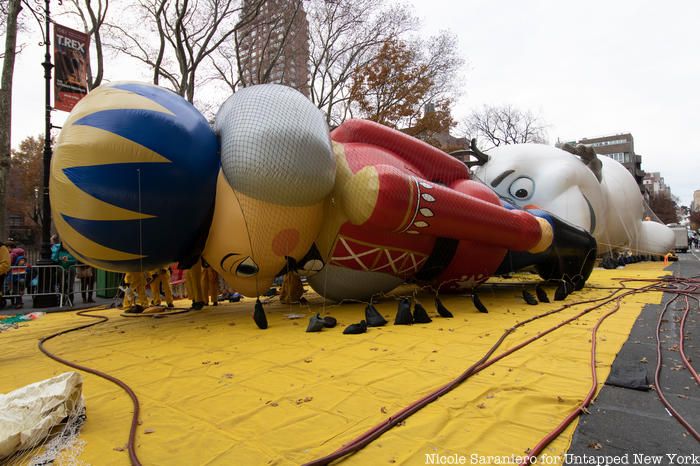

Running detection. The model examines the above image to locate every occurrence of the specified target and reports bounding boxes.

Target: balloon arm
[342,165,549,252]
[331,119,469,184]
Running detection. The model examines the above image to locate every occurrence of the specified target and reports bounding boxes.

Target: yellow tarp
[0,262,668,465]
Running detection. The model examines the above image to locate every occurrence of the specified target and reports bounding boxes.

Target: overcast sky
[8,0,700,205]
[408,0,700,206]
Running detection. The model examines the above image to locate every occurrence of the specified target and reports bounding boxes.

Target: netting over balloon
[51,82,603,302]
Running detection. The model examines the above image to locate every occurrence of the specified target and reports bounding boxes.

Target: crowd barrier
[2,264,229,311]
[0,264,125,310]
[3,265,60,309]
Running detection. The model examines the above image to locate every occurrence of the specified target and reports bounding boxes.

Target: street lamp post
[40,0,53,260]
[34,0,59,308]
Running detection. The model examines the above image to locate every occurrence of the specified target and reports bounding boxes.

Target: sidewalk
[1,292,122,315]
[2,281,190,315]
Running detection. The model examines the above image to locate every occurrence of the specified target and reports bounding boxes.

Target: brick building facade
[237,0,310,96]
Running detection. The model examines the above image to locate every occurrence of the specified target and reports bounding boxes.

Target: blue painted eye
[509,177,534,200]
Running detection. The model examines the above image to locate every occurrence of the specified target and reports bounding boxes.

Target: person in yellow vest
[149,267,174,308]
[183,259,205,310]
[279,270,304,304]
[0,242,10,302]
[123,271,148,309]
[201,259,219,306]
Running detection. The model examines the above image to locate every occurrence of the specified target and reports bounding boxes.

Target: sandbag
[0,372,84,459]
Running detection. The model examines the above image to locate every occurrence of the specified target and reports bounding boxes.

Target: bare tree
[62,0,110,89]
[307,0,415,125]
[0,2,7,39]
[463,104,548,149]
[689,210,700,231]
[404,32,463,129]
[211,0,303,92]
[0,0,23,240]
[107,0,255,102]
[648,191,679,225]
[210,0,417,123]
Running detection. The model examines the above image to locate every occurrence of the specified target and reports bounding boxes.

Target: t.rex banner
[54,23,90,112]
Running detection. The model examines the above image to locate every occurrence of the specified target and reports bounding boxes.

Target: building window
[590,138,628,147]
[8,215,21,227]
[605,152,627,163]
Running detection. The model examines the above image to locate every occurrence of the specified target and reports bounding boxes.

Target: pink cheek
[272,229,300,257]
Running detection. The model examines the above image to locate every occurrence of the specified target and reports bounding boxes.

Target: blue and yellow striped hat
[50,82,219,271]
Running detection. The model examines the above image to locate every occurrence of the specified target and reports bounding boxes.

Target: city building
[575,133,645,191]
[237,0,310,96]
[643,172,671,198]
[692,190,700,212]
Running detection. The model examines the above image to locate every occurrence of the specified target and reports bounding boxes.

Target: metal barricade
[35,264,67,307]
[4,264,120,310]
[37,265,123,308]
[0,263,196,310]
[2,265,31,309]
[6,264,67,309]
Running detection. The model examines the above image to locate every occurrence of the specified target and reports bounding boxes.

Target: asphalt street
[567,253,700,465]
